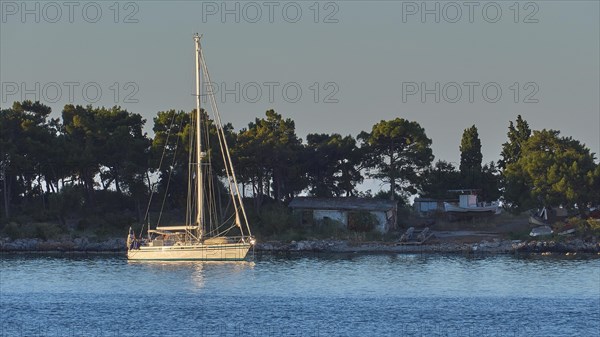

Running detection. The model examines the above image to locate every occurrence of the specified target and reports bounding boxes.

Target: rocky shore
[1,236,598,255]
[256,238,600,254]
[0,237,126,252]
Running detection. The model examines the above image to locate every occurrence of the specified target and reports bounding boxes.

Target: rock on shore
[512,239,600,253]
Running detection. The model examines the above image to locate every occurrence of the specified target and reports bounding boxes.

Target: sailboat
[127,34,255,260]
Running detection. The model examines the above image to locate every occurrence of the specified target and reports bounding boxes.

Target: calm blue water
[1,253,599,337]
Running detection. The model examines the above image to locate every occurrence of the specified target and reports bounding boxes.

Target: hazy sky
[2,1,599,172]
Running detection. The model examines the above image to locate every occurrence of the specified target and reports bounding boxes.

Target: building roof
[414,198,439,202]
[414,198,457,202]
[289,197,397,212]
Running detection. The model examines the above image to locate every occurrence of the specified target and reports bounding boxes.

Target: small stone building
[413,198,443,215]
[288,197,398,233]
[413,197,455,216]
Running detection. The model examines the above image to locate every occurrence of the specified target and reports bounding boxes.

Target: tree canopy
[420,160,461,199]
[459,125,483,180]
[499,115,531,169]
[234,110,305,209]
[503,129,598,212]
[305,133,363,197]
[359,118,433,200]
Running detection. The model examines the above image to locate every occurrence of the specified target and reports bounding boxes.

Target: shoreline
[1,236,599,255]
[256,239,600,255]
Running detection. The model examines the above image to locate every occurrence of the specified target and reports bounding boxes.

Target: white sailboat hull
[444,202,498,213]
[127,242,252,261]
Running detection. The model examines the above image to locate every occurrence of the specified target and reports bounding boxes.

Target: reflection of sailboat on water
[127,260,256,288]
[127,34,255,260]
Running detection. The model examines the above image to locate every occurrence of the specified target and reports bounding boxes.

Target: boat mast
[194,33,204,236]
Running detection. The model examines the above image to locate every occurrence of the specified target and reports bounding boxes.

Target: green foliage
[588,219,600,236]
[87,213,136,238]
[274,228,309,242]
[504,129,597,212]
[359,118,433,200]
[48,185,86,218]
[457,125,501,201]
[479,161,502,202]
[253,202,293,237]
[234,110,305,208]
[420,160,461,199]
[59,104,151,199]
[305,133,363,197]
[1,221,66,240]
[499,115,531,170]
[151,109,193,206]
[373,189,406,206]
[559,217,600,237]
[348,211,377,232]
[500,116,533,212]
[2,222,21,239]
[1,101,61,218]
[151,108,231,211]
[2,100,597,241]
[459,125,483,181]
[507,229,531,241]
[315,218,346,236]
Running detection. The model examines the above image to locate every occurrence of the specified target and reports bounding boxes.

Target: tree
[420,160,461,199]
[455,125,500,201]
[94,106,150,195]
[61,104,101,200]
[504,129,597,212]
[60,105,151,203]
[499,116,533,211]
[359,118,433,200]
[151,109,193,208]
[480,161,501,202]
[459,125,483,188]
[305,133,363,197]
[150,108,237,215]
[499,115,531,170]
[0,101,59,218]
[233,110,305,209]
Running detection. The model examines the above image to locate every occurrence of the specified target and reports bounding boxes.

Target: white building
[288,197,398,233]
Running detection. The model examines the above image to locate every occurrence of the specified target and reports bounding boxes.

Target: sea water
[1,253,599,337]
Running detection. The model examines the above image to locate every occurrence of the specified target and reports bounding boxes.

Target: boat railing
[203,236,255,244]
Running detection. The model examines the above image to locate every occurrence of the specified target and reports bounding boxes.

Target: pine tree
[359,118,433,201]
[459,125,483,188]
[499,115,531,170]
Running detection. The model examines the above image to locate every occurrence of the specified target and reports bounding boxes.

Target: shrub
[1,222,65,240]
[256,203,292,236]
[2,222,22,240]
[316,218,345,236]
[348,211,377,232]
[34,222,64,240]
